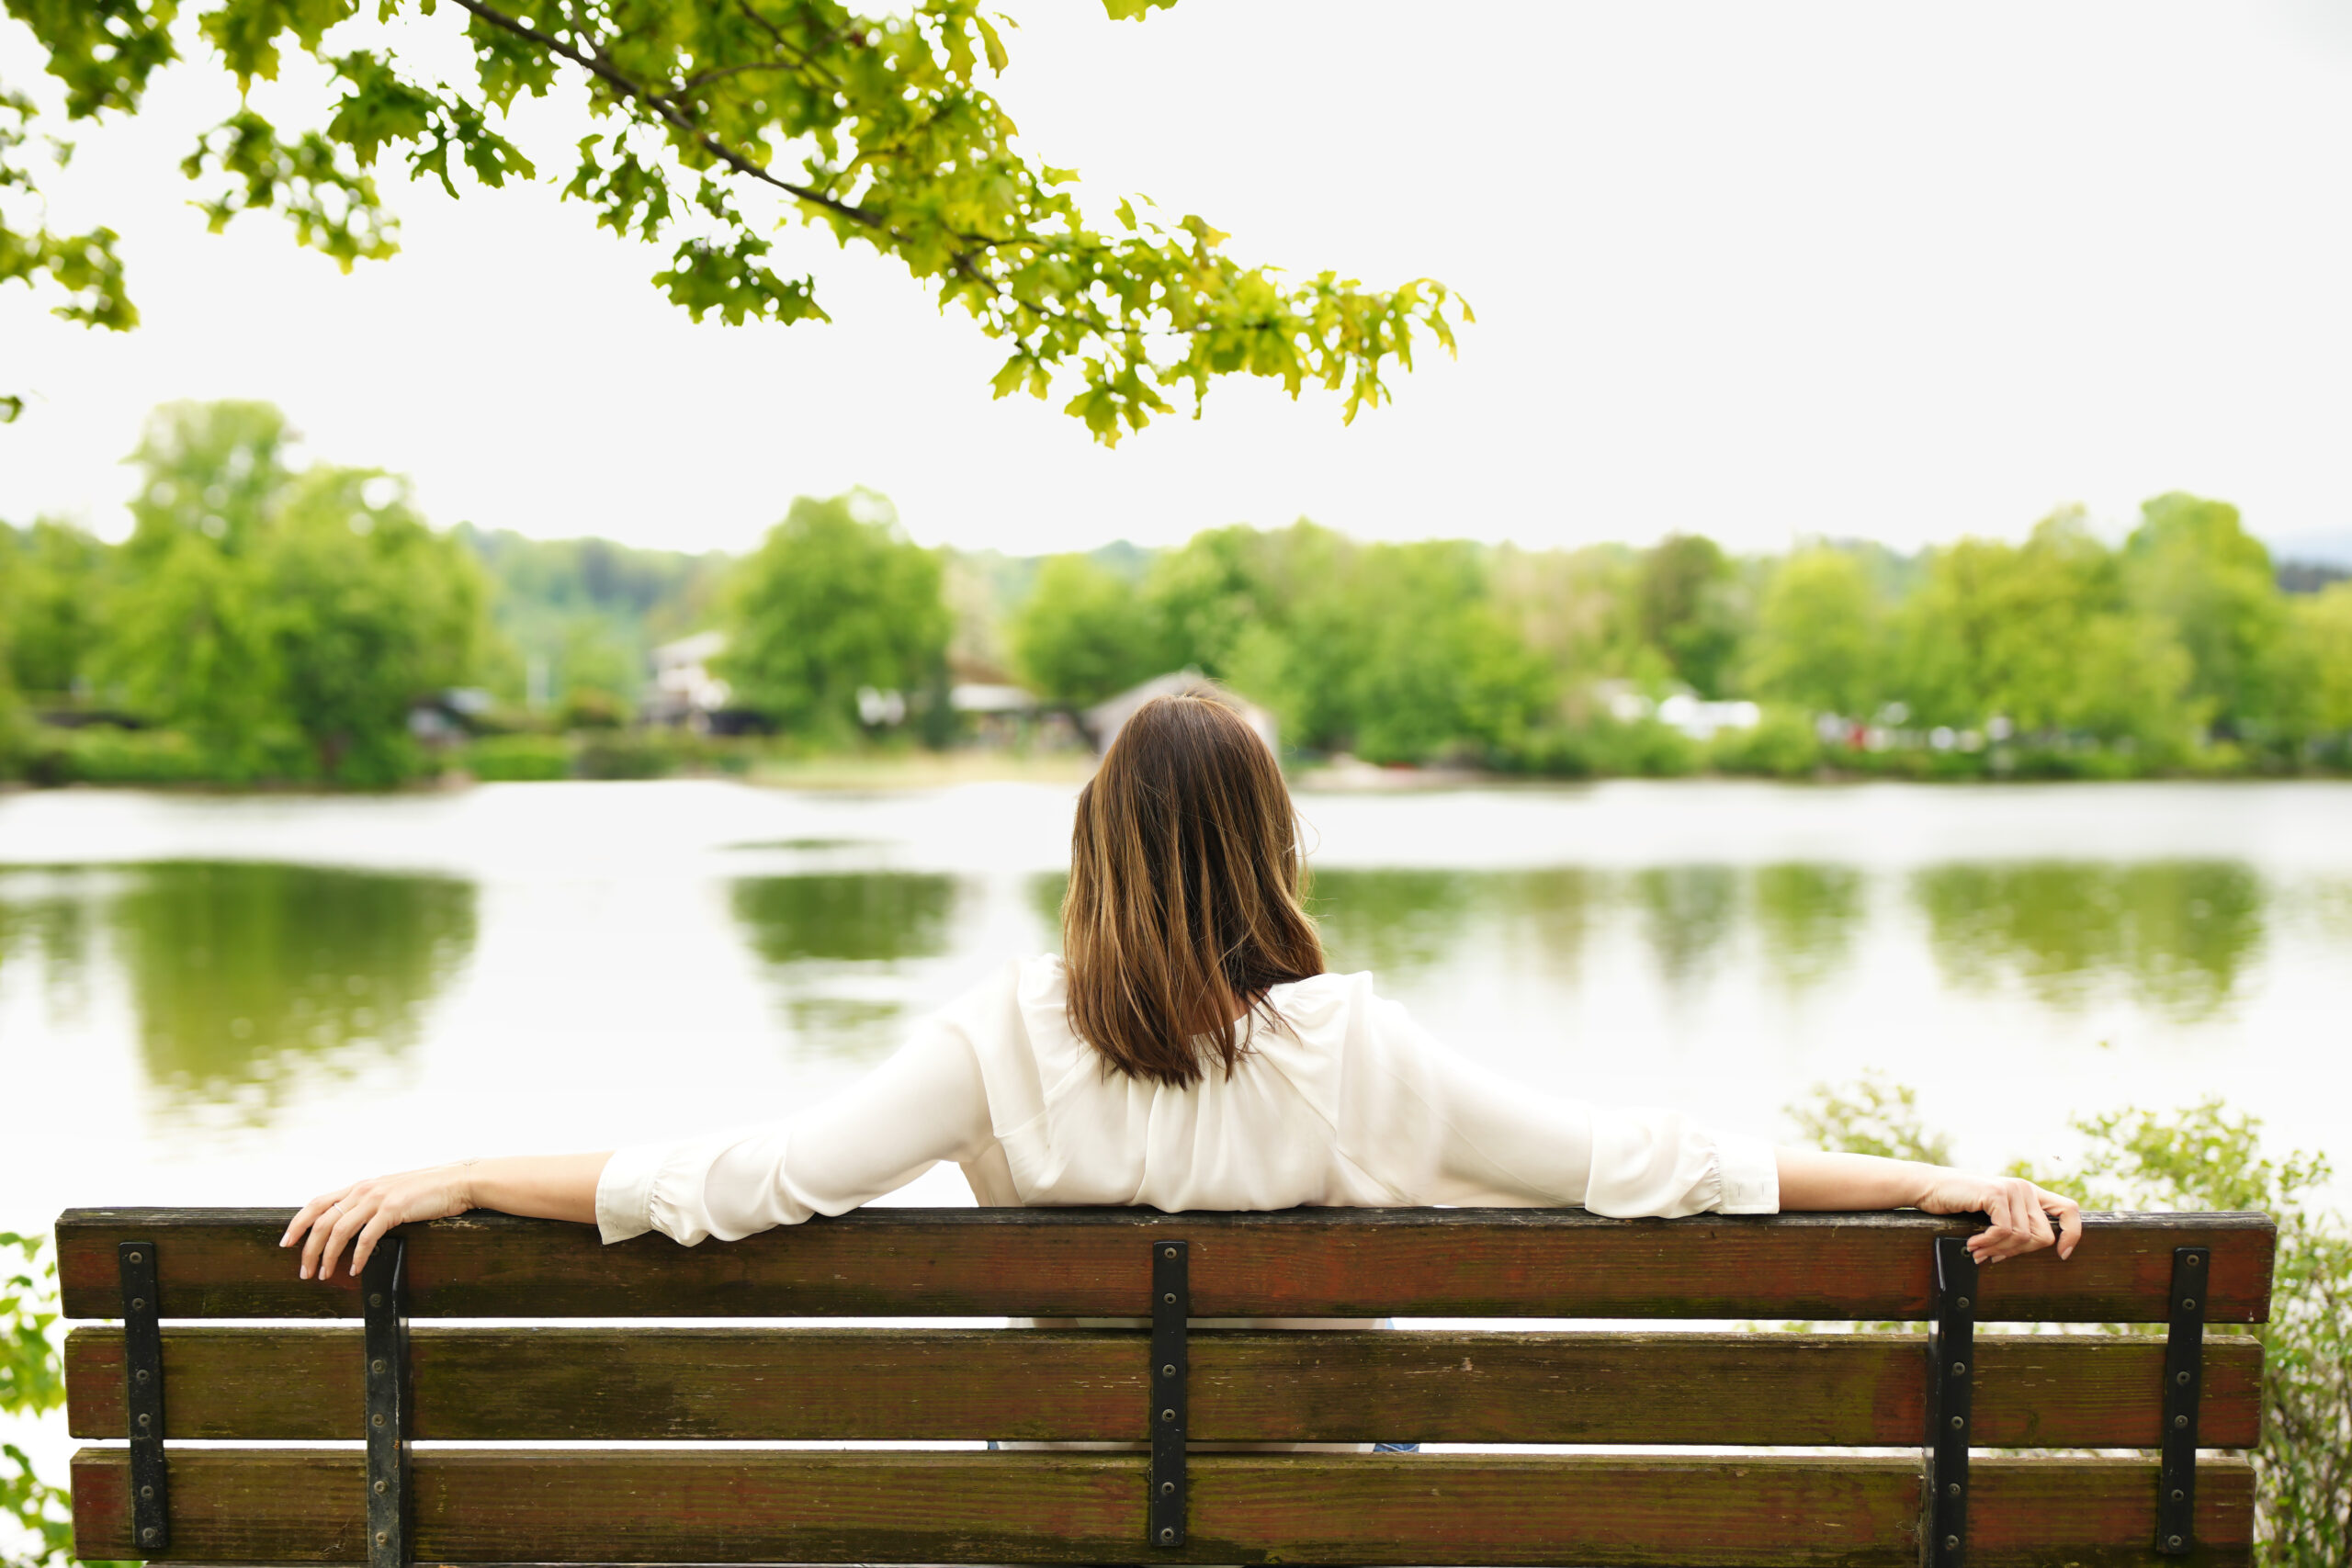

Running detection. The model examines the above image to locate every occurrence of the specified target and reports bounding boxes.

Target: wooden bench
[57,1205,2275,1568]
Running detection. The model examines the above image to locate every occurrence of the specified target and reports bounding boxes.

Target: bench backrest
[59,1206,2276,1568]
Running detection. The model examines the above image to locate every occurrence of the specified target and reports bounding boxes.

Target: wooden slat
[64,1325,2265,1448]
[69,1447,2255,1566]
[54,1206,2277,1323]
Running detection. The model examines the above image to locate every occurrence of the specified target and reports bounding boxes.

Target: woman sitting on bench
[281,692,2081,1284]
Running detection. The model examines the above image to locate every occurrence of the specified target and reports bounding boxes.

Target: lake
[5,776,2346,1236]
[5,776,2347,1482]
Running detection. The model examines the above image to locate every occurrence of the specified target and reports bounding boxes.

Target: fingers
[316,1189,379,1280]
[1964,1179,2073,1265]
[2047,1191,2083,1260]
[282,1186,351,1255]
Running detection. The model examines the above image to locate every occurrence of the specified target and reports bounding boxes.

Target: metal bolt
[140,1486,153,1501]
[2177,1371,2191,1386]
[372,1359,388,1375]
[1951,1361,1966,1377]
[370,1292,384,1307]
[131,1297,145,1311]
[1161,1407,1176,1423]
[1944,1535,1960,1551]
[377,1531,390,1547]
[141,1527,159,1545]
[1163,1247,1177,1259]
[1950,1415,1964,1430]
[1947,1483,1962,1498]
[136,1368,150,1383]
[128,1251,142,1264]
[2174,1414,2188,1429]
[1162,1363,1177,1379]
[136,1413,151,1428]
[1163,1292,1176,1305]
[2171,1489,2186,1503]
[2168,1537,2183,1551]
[1159,1527,1178,1546]
[1955,1296,1970,1311]
[375,1479,388,1495]
[2186,1255,2201,1267]
[372,1412,386,1428]
[2182,1297,2197,1311]
[1160,1481,1175,1497]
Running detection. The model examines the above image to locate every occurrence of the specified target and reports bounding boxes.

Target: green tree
[2123,493,2288,739]
[260,468,490,783]
[2,0,1464,443]
[1635,534,1745,697]
[95,400,492,782]
[0,521,109,696]
[720,491,950,737]
[1010,553,1166,708]
[1892,511,2199,749]
[1746,547,1883,716]
[2278,582,2352,741]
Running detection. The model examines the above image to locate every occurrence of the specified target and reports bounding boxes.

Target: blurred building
[1085,671,1279,756]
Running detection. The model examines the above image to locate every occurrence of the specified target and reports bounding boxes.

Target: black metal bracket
[363,1236,412,1568]
[1923,1235,1976,1568]
[118,1240,169,1556]
[1148,1240,1188,1550]
[2156,1246,2209,1556]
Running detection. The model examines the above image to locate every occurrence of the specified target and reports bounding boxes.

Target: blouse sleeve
[1346,989,1779,1217]
[593,1012,997,1246]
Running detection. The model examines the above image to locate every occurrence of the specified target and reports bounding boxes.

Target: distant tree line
[5,399,2350,785]
[1007,507,2352,775]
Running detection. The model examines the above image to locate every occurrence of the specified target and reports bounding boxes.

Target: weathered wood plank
[63,1325,2265,1448]
[53,1207,2277,1323]
[68,1448,2256,1566]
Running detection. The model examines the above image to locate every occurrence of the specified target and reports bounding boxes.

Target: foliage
[1747,548,1883,718]
[1,0,1464,443]
[1792,1083,2347,1568]
[719,491,950,738]
[0,1231,72,1568]
[67,400,492,784]
[462,732,574,781]
[1010,554,1167,708]
[2018,1101,2348,1568]
[1635,534,1746,699]
[1785,1071,1954,1166]
[458,525,727,710]
[2123,495,2287,739]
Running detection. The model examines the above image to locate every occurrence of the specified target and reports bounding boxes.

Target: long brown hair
[1063,691,1325,1087]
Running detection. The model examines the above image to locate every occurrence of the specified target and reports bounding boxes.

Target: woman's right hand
[1916,1169,2083,1264]
[281,1162,476,1280]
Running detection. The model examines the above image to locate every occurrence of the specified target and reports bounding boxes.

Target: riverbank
[14,716,2349,793]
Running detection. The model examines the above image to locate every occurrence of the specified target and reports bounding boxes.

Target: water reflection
[0,878,98,1018]
[729,874,965,1054]
[1752,864,1867,991]
[108,863,476,1115]
[1911,862,2264,1019]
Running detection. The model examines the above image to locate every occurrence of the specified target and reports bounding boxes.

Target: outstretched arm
[281,1152,609,1280]
[1776,1148,2082,1263]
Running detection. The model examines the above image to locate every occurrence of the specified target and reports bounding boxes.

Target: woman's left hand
[281,1164,476,1280]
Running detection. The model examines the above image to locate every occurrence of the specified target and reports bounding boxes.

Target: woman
[284,692,2082,1282]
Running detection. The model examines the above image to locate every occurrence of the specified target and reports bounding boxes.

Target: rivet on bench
[1148,1239,1189,1550]
[2156,1246,2210,1556]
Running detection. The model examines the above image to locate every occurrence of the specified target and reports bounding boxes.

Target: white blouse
[595,956,1780,1247]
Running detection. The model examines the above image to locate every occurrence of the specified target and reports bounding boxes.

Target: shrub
[1708,709,1822,778]
[1,1232,73,1568]
[1791,1081,2349,1566]
[461,734,573,782]
[23,728,215,786]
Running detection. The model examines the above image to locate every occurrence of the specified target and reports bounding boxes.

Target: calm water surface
[4,777,2346,1238]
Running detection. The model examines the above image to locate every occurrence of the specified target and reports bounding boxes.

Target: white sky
[6,1,2352,560]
